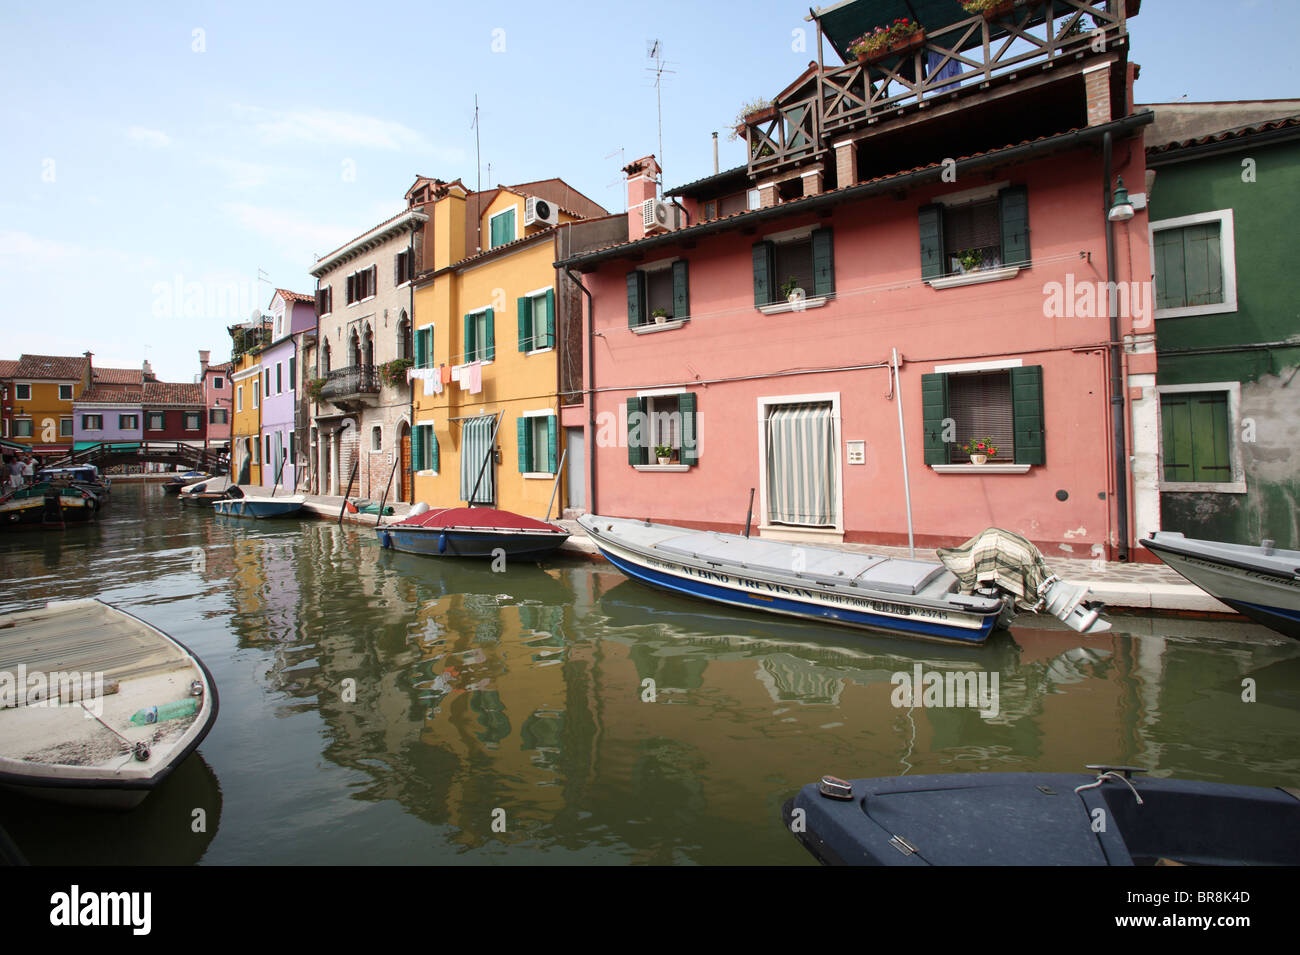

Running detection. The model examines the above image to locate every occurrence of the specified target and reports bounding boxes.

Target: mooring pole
[744,487,755,538]
[375,452,401,529]
[544,448,567,522]
[338,459,358,525]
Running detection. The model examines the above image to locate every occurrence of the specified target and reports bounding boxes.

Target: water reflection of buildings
[217,518,1299,862]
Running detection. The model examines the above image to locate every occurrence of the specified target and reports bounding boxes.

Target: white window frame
[15,383,31,401]
[14,417,34,438]
[58,384,73,401]
[146,412,165,431]
[1150,208,1237,320]
[415,422,438,475]
[632,387,691,472]
[465,307,494,366]
[488,206,518,248]
[370,424,383,453]
[519,408,556,478]
[1154,380,1247,494]
[185,412,201,431]
[79,414,99,432]
[522,286,554,356]
[236,385,243,413]
[755,391,844,540]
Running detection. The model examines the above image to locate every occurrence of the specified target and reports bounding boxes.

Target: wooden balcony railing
[746,0,1131,177]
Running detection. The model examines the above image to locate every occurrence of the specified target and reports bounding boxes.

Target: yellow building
[9,353,92,455]
[411,183,596,515]
[229,325,267,485]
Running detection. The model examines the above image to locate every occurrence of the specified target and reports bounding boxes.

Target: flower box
[854,27,926,65]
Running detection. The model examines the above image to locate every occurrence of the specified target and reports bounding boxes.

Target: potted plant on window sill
[955,249,983,275]
[654,445,674,466]
[779,276,806,305]
[961,437,998,465]
[960,0,1042,20]
[651,307,670,326]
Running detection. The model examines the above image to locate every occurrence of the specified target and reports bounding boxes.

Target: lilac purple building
[258,289,316,489]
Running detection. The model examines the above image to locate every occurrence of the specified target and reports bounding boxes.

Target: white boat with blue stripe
[579,516,1111,645]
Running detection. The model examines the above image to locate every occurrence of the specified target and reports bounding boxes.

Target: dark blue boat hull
[784,772,1300,865]
[376,526,567,560]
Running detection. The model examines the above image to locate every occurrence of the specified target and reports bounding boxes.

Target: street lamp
[1108,175,1135,222]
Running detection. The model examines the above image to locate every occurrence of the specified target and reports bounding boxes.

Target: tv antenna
[646,39,673,197]
[605,147,626,211]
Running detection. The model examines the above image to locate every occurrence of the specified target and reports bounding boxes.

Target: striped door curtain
[766,402,836,527]
[272,431,284,483]
[460,414,496,504]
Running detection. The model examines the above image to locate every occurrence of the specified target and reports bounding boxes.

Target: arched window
[398,313,412,360]
[322,341,332,374]
[371,425,382,451]
[349,331,361,368]
[363,327,374,369]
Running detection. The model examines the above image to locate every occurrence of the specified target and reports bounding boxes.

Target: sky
[1,0,1296,383]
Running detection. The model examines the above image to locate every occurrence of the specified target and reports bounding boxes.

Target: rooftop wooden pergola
[745,0,1138,179]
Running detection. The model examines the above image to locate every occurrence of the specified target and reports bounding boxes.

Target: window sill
[927,266,1022,290]
[525,346,555,356]
[523,471,557,479]
[1155,303,1237,320]
[633,464,690,472]
[415,469,439,476]
[631,318,688,334]
[758,296,829,316]
[1159,480,1247,494]
[931,463,1032,474]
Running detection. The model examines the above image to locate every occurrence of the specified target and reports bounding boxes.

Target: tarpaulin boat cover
[392,507,565,533]
[936,528,1052,611]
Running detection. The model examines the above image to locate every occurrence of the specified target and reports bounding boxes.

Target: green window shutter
[1183,224,1224,307]
[546,415,558,473]
[626,397,647,465]
[1160,395,1192,482]
[484,308,495,361]
[1153,228,1186,311]
[811,227,835,296]
[544,288,555,348]
[517,297,530,352]
[672,260,690,319]
[918,204,944,280]
[626,271,645,328]
[752,241,774,305]
[414,327,425,368]
[517,416,531,473]
[1010,365,1045,465]
[921,373,950,465]
[413,426,424,471]
[678,392,698,466]
[429,430,439,472]
[999,185,1030,266]
[463,315,473,364]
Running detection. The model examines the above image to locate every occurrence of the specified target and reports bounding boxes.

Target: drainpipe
[409,226,415,505]
[564,263,596,515]
[1104,131,1130,562]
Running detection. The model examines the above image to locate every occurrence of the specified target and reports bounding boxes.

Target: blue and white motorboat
[783,767,1300,865]
[1141,531,1300,639]
[578,516,1111,645]
[212,489,305,519]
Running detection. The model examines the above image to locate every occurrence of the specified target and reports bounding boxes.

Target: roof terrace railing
[747,0,1131,177]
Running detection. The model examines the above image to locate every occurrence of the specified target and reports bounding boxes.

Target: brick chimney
[142,359,154,381]
[624,155,661,242]
[199,349,210,373]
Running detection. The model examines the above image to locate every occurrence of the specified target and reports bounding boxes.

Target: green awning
[812,0,1137,62]
[0,437,30,453]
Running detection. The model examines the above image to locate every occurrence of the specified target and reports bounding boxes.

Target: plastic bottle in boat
[129,698,198,725]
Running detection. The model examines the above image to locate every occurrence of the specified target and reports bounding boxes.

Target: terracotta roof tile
[75,386,144,404]
[0,360,18,379]
[141,381,204,406]
[13,354,89,380]
[93,367,144,386]
[273,288,315,305]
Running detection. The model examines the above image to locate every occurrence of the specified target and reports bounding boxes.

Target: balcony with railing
[745,0,1137,178]
[319,365,380,407]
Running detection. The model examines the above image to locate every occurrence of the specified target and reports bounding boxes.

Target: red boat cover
[392,507,566,533]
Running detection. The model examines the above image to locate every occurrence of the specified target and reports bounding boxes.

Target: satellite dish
[250,309,263,322]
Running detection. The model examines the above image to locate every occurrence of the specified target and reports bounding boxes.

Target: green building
[1142,101,1300,548]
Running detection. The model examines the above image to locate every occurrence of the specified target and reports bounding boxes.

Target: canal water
[1,483,1297,865]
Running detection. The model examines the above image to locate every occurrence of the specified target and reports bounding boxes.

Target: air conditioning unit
[525,196,558,227]
[642,199,680,234]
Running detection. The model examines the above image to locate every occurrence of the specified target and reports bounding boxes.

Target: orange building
[8,353,93,456]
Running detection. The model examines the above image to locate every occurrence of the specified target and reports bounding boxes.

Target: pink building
[200,351,232,456]
[559,0,1155,562]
